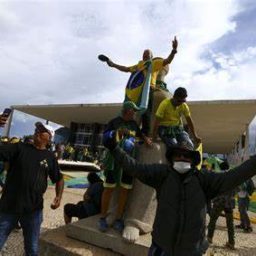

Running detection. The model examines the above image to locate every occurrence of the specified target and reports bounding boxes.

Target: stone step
[66,215,151,256]
[39,225,119,256]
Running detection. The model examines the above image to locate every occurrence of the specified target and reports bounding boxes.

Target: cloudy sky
[0,0,256,136]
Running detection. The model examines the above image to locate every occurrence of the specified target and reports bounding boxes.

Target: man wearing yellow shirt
[104,36,178,135]
[106,37,177,88]
[153,87,201,147]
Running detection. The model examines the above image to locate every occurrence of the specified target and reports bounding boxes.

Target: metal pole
[2,108,14,138]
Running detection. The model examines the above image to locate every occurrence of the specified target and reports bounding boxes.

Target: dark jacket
[112,147,256,256]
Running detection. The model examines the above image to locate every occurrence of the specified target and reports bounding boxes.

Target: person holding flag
[99,36,178,135]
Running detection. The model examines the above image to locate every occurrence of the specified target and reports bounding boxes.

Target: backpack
[246,179,255,196]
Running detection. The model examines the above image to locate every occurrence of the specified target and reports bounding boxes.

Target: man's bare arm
[186,116,201,143]
[107,59,130,72]
[163,36,178,66]
[51,177,64,210]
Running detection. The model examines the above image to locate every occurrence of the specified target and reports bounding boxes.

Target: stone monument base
[39,225,119,256]
[66,214,151,256]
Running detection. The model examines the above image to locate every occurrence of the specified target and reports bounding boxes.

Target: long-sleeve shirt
[111,146,256,256]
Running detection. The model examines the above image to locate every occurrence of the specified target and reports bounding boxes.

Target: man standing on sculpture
[99,101,152,233]
[101,36,178,135]
[0,115,64,256]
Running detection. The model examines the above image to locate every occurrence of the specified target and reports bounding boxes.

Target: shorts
[104,168,133,189]
[103,137,135,190]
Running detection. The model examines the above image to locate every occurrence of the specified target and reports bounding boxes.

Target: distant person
[102,36,178,135]
[153,87,201,148]
[9,137,20,144]
[63,143,75,160]
[0,116,64,256]
[99,101,152,233]
[23,135,34,145]
[64,172,103,224]
[102,131,256,256]
[207,161,236,250]
[235,179,254,233]
[0,137,9,144]
[55,143,65,159]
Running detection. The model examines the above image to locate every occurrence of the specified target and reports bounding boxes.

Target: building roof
[12,100,256,154]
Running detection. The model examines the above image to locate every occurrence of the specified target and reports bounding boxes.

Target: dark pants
[148,240,204,256]
[0,210,43,256]
[64,201,100,220]
[238,197,251,228]
[141,89,154,136]
[208,205,234,245]
[148,241,169,256]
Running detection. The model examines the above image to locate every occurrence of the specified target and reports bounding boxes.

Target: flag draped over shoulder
[124,61,152,113]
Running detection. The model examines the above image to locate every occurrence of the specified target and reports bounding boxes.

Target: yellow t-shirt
[129,59,164,88]
[155,98,191,126]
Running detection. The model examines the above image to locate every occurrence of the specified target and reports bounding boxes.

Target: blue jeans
[158,126,194,148]
[0,210,43,256]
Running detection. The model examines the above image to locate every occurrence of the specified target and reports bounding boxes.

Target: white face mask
[173,161,191,174]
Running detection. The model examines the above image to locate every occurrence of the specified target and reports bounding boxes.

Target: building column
[2,108,14,138]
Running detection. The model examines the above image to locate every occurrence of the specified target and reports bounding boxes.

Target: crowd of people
[54,142,100,163]
[0,136,100,161]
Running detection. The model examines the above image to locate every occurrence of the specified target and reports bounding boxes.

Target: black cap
[166,144,201,166]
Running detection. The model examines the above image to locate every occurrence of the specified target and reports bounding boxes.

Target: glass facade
[70,122,106,153]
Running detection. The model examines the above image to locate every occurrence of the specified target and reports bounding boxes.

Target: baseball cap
[122,101,140,111]
[35,122,55,139]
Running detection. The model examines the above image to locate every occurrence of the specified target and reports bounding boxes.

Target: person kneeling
[64,172,103,224]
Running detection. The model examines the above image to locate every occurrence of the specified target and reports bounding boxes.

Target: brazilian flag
[125,61,152,113]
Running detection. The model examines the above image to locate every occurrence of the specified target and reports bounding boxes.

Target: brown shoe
[225,242,235,250]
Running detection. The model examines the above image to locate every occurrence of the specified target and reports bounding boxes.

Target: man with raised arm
[0,114,64,256]
[101,36,178,136]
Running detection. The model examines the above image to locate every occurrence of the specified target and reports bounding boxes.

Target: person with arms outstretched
[100,36,178,135]
[103,131,256,256]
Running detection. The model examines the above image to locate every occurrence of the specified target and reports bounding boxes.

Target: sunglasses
[35,127,50,136]
[176,98,186,103]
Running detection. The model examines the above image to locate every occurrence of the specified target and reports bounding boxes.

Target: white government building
[5,99,256,166]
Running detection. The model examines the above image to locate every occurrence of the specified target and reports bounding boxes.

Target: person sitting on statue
[98,101,152,233]
[152,87,201,148]
[102,129,256,256]
[101,36,178,136]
